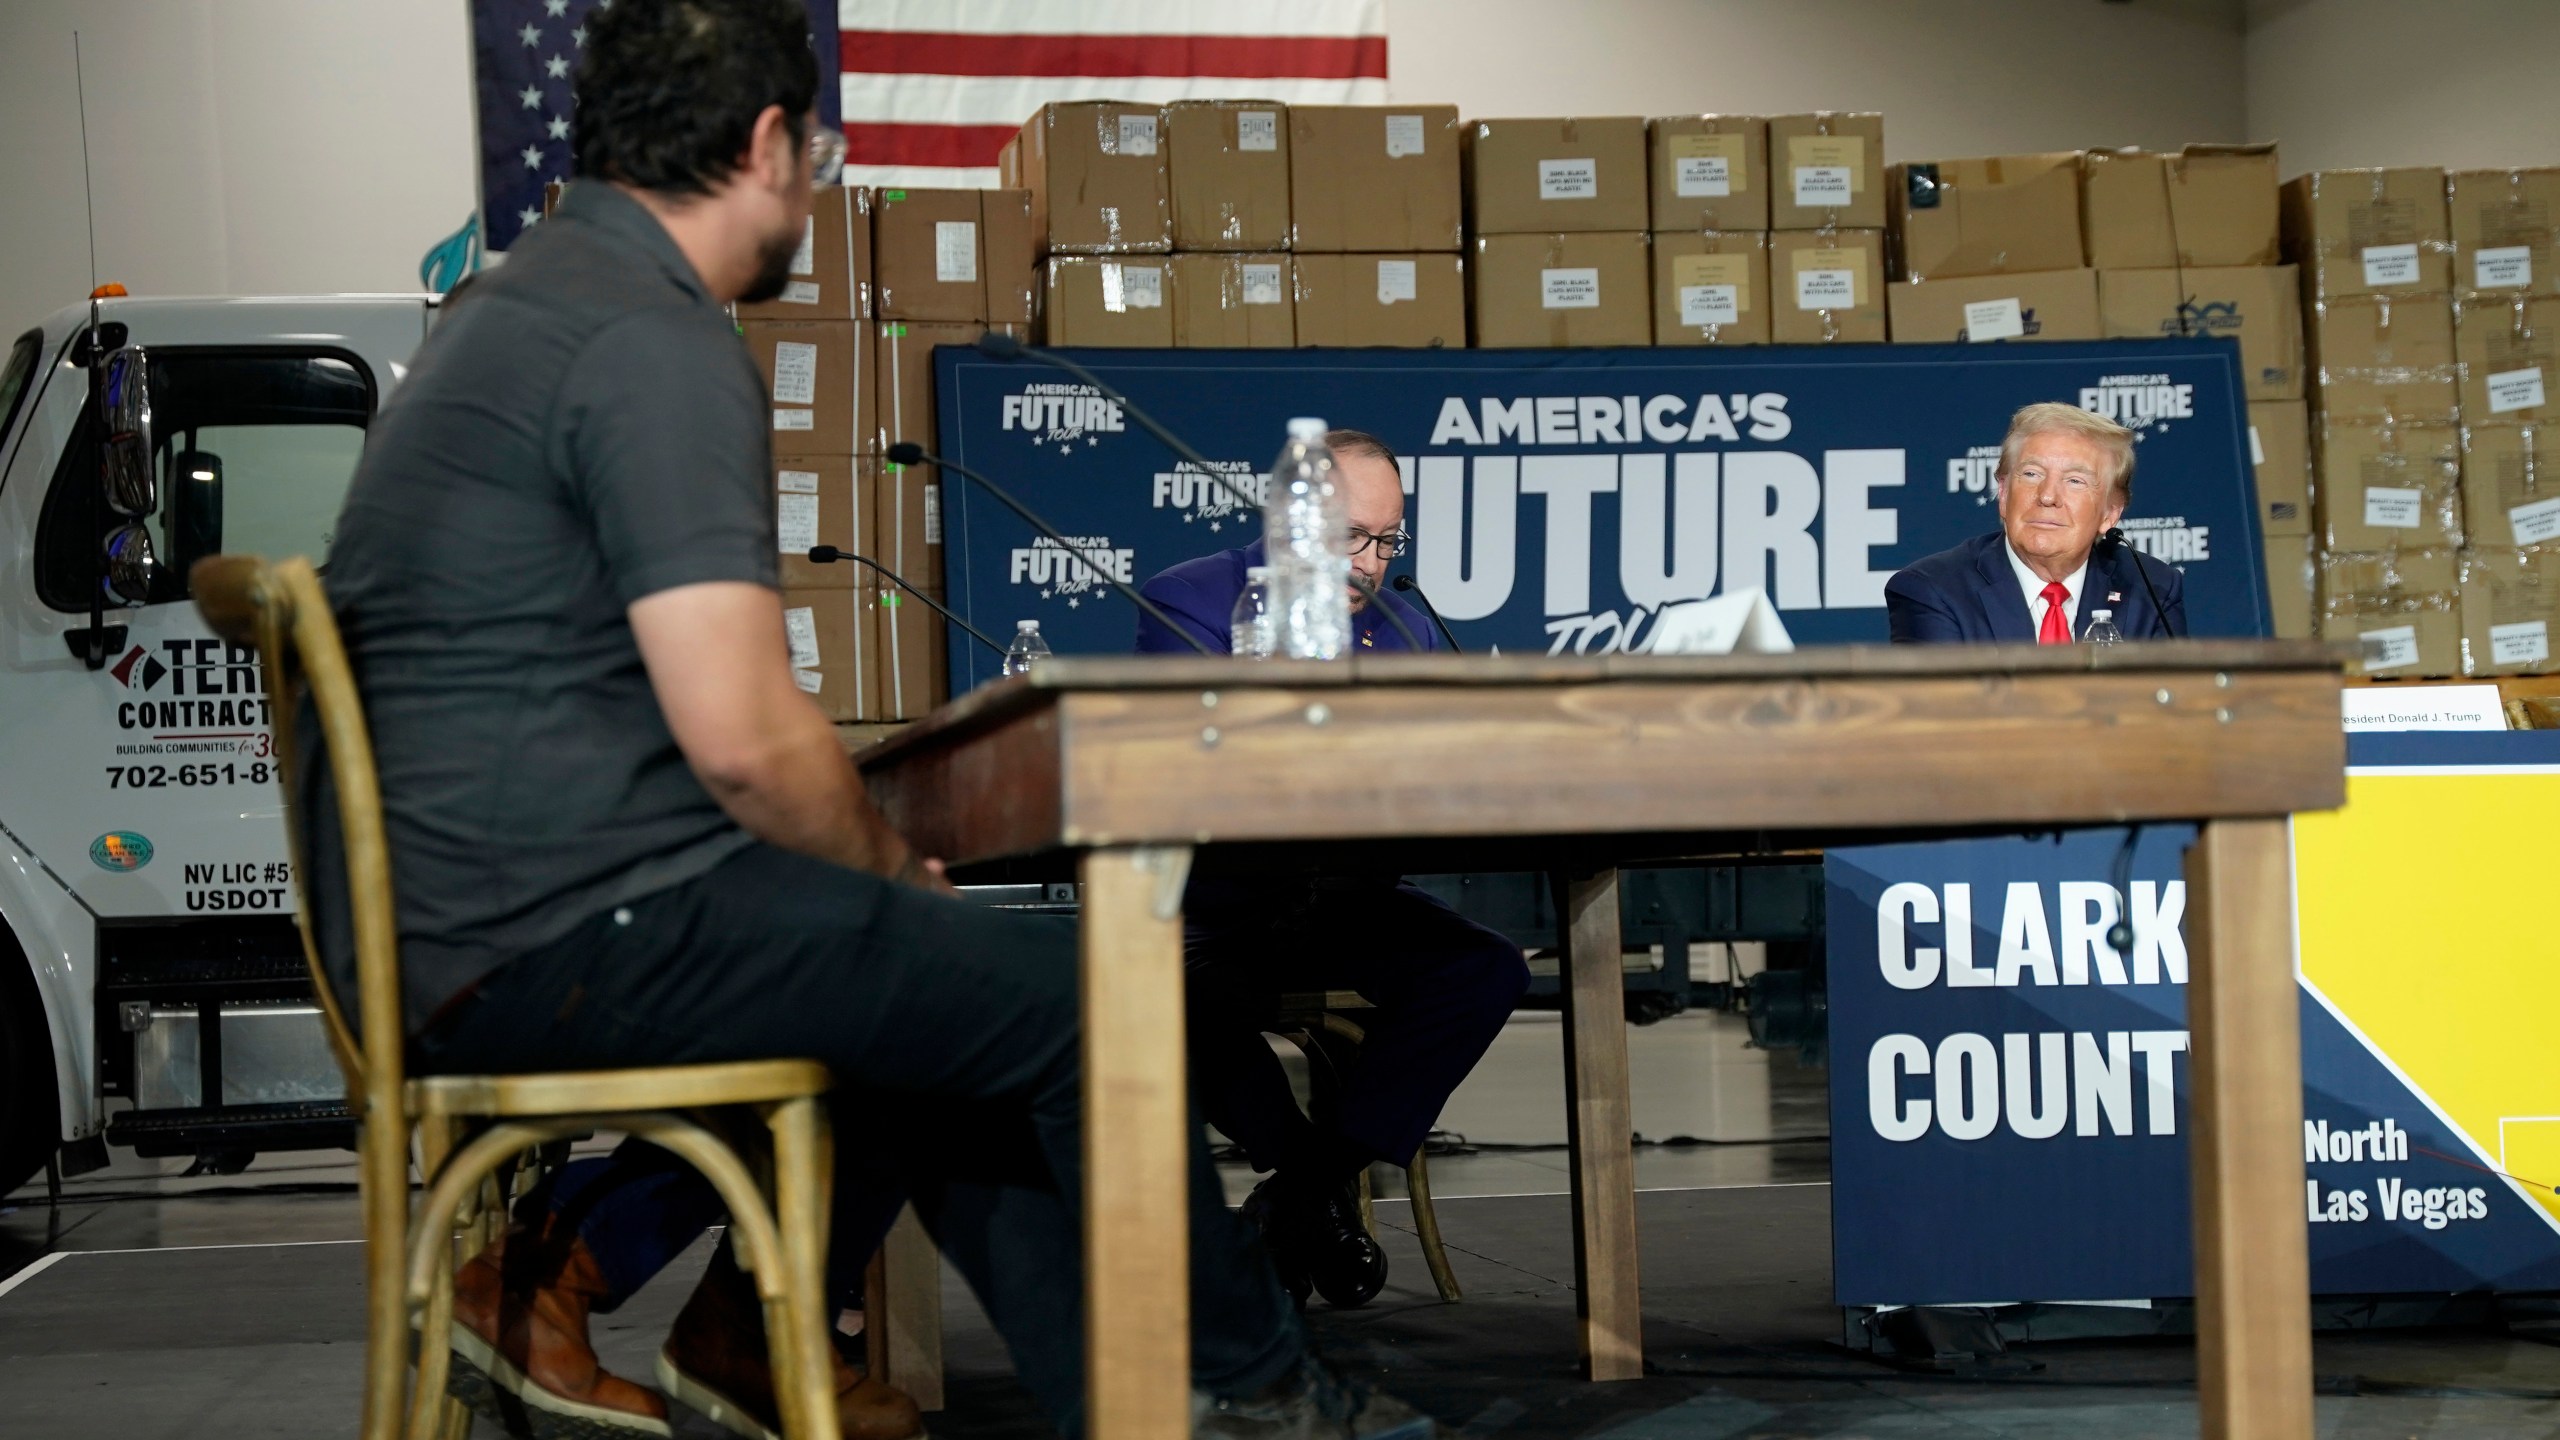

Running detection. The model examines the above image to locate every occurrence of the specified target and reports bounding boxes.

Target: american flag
[471,0,844,252]
[837,0,1388,188]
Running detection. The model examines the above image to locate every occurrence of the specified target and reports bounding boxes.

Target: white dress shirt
[2004,542,2087,639]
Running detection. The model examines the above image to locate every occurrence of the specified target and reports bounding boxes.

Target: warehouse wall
[1387,0,2250,161]
[2244,0,2560,174]
[0,0,476,338]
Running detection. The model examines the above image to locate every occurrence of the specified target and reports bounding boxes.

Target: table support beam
[1079,845,1194,1438]
[864,1205,944,1411]
[2185,818,2313,1439]
[1554,866,1644,1381]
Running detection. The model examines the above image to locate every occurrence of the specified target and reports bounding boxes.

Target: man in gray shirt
[311,3,1427,1437]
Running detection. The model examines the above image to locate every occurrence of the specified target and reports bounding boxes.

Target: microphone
[1391,575,1463,653]
[2098,526,2181,639]
[804,546,1004,657]
[970,334,1425,654]
[882,441,1214,657]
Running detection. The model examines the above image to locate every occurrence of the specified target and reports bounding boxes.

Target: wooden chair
[1272,991,1463,1303]
[191,555,843,1440]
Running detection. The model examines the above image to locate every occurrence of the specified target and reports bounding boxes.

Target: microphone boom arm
[805,546,1005,657]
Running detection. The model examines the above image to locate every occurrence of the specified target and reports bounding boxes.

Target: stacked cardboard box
[2285,167,2468,675]
[1885,151,2096,343]
[1768,112,1886,343]
[740,187,879,721]
[1647,116,1770,345]
[2447,169,2560,676]
[2083,146,2300,397]
[1290,105,1468,347]
[1465,117,1652,347]
[867,188,1037,717]
[1163,100,1297,347]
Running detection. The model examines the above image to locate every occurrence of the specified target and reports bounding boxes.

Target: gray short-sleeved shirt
[309,183,775,1031]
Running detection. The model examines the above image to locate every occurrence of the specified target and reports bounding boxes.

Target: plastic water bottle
[2084,609,2124,646]
[1230,565,1276,657]
[1003,619,1051,676]
[1262,417,1351,659]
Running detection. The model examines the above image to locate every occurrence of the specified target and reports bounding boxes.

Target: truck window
[35,348,375,610]
[0,329,38,457]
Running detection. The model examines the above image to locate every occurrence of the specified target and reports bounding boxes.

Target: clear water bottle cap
[2090,609,2113,621]
[1017,619,1040,633]
[1245,566,1272,581]
[1286,417,1328,441]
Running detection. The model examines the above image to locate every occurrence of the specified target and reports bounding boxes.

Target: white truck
[0,293,433,1194]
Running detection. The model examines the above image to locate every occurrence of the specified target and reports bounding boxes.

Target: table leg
[1079,845,1194,1438]
[2185,818,2312,1439]
[866,1205,943,1411]
[1554,866,1643,1381]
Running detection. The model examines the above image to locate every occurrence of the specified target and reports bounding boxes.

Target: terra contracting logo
[110,644,169,691]
[90,831,154,872]
[1010,535,1136,607]
[1000,384,1126,455]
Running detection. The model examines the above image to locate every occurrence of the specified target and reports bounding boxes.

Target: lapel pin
[2107,591,2121,602]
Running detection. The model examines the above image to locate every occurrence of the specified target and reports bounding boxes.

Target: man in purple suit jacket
[1135,431,1530,1312]
[1886,402,2186,644]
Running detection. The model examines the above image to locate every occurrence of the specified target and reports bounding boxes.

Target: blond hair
[1997,402,2136,505]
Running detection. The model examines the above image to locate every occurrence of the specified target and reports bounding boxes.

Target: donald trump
[1886,402,2186,644]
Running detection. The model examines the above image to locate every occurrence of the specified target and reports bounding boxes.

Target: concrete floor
[7,1010,2558,1437]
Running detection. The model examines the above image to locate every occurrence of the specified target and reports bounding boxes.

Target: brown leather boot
[448,1220,672,1438]
[655,1245,924,1440]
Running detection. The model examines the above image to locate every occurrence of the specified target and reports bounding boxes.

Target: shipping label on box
[2316,418,2465,550]
[2307,293,2459,421]
[1888,153,2086,280]
[1471,232,1650,348]
[1886,269,2100,345]
[1291,253,1465,347]
[2247,398,2312,536]
[1651,231,1768,345]
[774,455,867,588]
[1465,116,1649,235]
[1770,229,1885,342]
[1648,116,1768,232]
[779,586,875,721]
[1170,253,1295,347]
[2449,168,2559,298]
[1768,113,1884,230]
[745,319,872,454]
[1003,101,1172,254]
[2282,168,2452,299]
[1167,99,1293,251]
[738,186,871,322]
[1288,106,1463,252]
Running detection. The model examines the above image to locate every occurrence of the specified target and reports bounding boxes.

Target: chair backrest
[191,554,401,1113]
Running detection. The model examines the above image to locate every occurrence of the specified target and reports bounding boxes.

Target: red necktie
[2037,581,2071,644]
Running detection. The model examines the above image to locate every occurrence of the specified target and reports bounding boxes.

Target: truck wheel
[0,939,61,1199]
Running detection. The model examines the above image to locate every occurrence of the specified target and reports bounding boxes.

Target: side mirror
[100,344,155,517]
[102,523,160,606]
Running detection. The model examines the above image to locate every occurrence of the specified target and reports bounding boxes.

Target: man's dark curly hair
[573,0,818,196]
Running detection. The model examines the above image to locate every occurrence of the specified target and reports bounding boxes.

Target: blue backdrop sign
[934,339,2267,689]
[1826,813,2560,1307]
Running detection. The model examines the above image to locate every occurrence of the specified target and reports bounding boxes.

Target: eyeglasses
[808,127,847,189]
[1347,528,1410,560]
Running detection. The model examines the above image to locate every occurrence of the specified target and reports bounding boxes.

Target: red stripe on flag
[842,30,1387,80]
[842,122,1020,168]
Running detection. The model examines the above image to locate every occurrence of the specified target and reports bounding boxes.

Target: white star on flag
[519,85,541,109]
[521,145,543,170]
[519,207,541,228]
[544,0,568,15]
[518,22,540,46]
[572,25,586,46]
[545,54,569,79]
[547,116,570,140]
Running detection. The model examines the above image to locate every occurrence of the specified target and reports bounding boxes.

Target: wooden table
[857,644,2345,1440]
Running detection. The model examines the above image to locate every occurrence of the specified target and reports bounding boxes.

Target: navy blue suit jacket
[1133,538,1440,654]
[1884,531,2186,644]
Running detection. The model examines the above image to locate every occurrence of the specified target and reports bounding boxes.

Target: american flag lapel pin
[2107,591,2122,602]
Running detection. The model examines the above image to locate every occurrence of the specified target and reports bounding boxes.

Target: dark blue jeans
[414,842,1303,1435]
